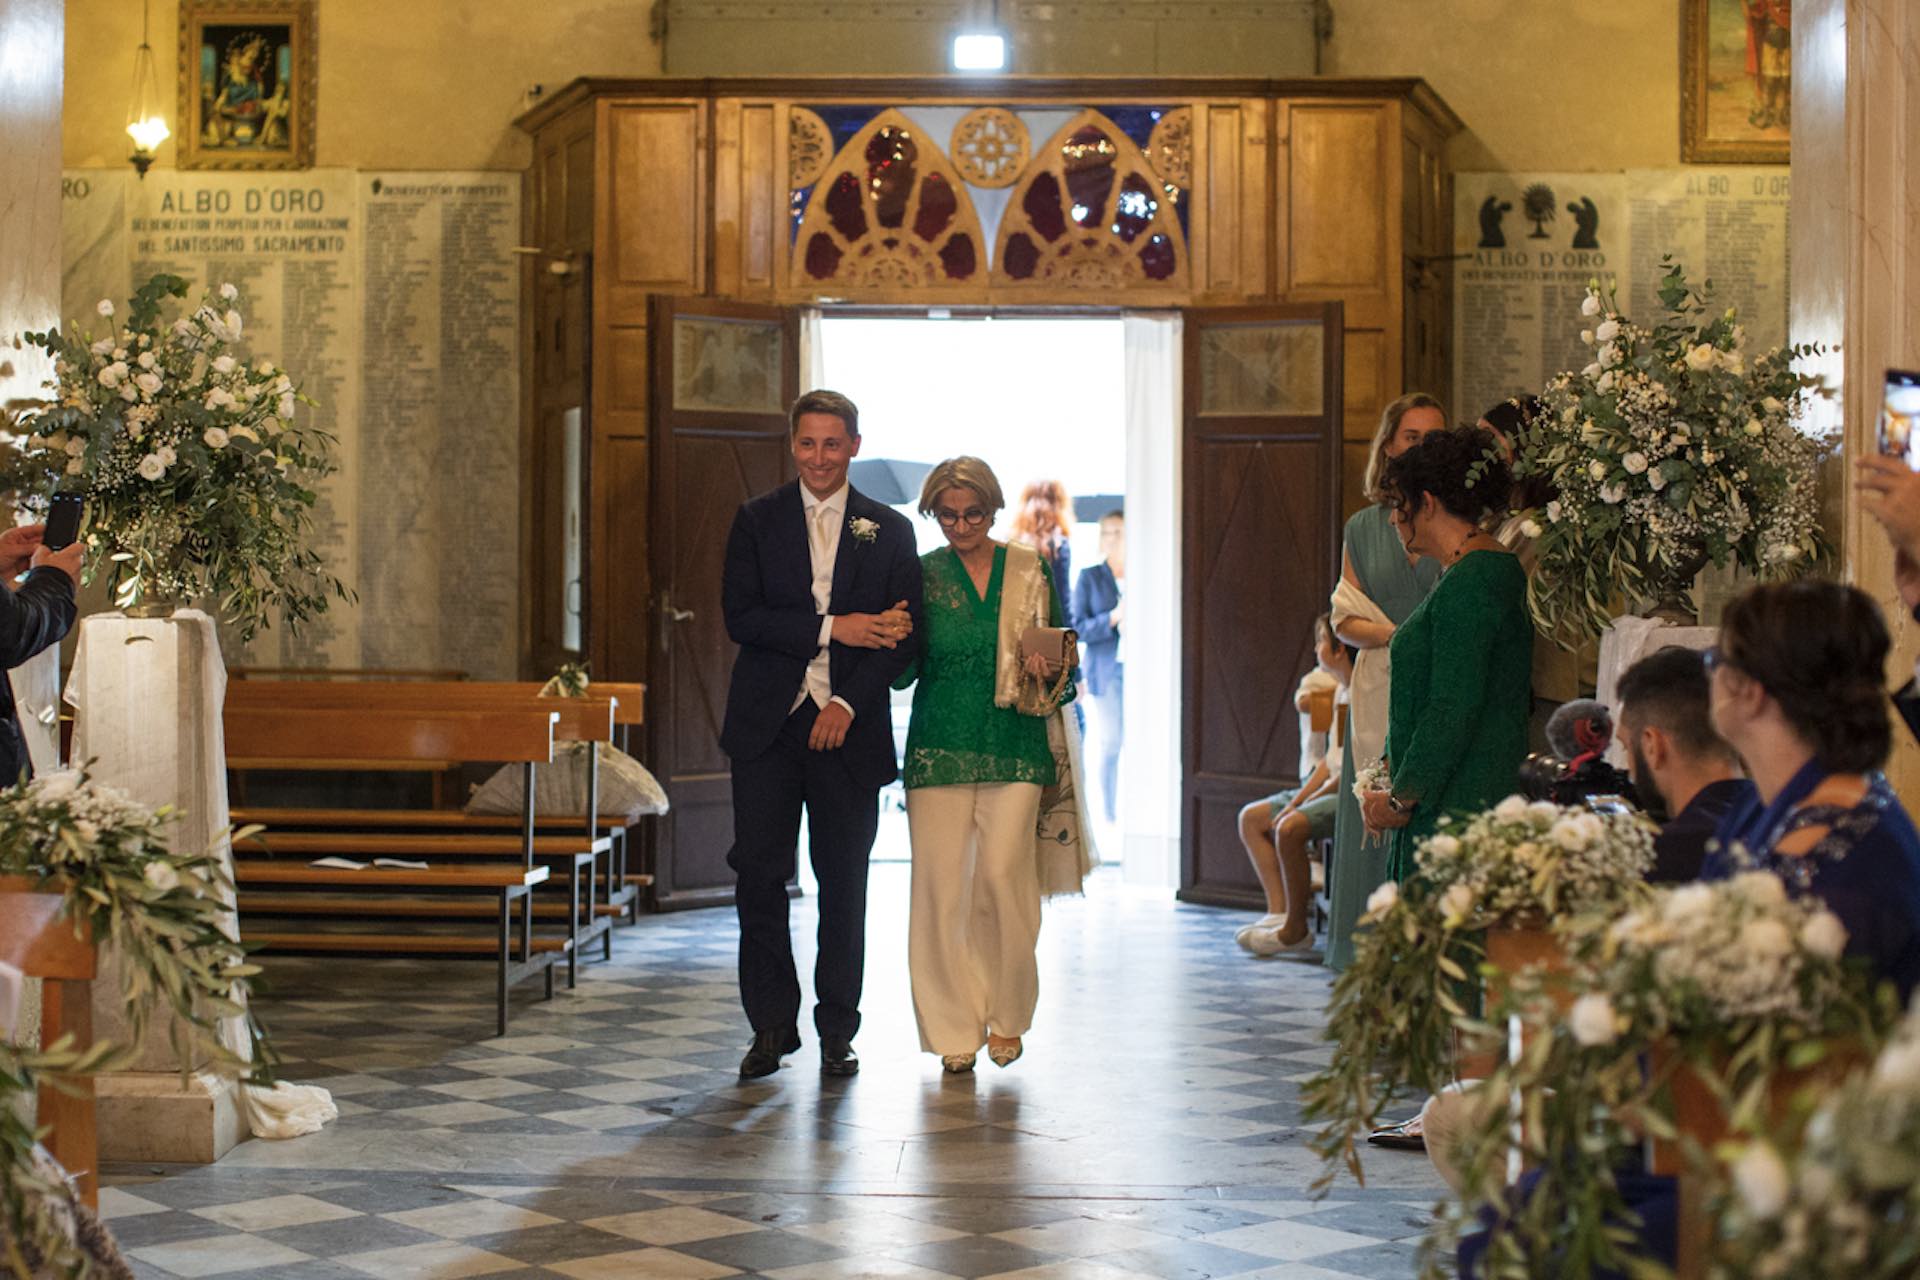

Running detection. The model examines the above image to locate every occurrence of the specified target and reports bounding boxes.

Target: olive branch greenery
[0,769,277,1278]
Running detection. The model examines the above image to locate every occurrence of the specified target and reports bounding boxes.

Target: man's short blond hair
[917,456,1005,517]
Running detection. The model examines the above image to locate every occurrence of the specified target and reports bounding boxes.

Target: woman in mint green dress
[1323,394,1446,972]
[896,456,1078,1075]
[1357,427,1533,881]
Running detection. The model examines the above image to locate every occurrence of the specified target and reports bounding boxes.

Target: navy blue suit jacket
[1070,562,1122,697]
[720,481,923,789]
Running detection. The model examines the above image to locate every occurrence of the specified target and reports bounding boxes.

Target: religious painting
[1682,0,1790,163]
[177,0,316,170]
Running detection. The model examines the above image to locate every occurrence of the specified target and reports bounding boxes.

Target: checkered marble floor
[104,865,1445,1278]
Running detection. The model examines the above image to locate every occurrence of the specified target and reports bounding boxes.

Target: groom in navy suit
[721,390,923,1079]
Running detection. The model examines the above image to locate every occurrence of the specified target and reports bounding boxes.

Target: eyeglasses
[1701,646,1728,674]
[935,508,989,529]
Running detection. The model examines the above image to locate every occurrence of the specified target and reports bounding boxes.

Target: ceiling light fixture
[125,0,171,177]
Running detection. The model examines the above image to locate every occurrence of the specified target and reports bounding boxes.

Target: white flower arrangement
[2,273,350,638]
[1516,260,1834,643]
[848,515,879,543]
[1413,794,1656,927]
[1351,756,1389,805]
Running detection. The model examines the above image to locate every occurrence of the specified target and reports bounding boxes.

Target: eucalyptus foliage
[2,274,351,639]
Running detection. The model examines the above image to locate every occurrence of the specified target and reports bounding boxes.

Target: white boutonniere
[849,516,879,544]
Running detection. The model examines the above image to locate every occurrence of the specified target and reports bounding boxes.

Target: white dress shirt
[795,483,855,719]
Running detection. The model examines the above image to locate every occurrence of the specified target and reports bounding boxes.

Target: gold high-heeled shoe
[986,1036,1022,1068]
[941,1053,976,1074]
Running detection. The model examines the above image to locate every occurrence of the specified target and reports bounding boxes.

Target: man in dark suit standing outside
[721,390,923,1079]
[1070,510,1125,824]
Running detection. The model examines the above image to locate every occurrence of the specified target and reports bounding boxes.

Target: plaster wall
[65,0,1681,173]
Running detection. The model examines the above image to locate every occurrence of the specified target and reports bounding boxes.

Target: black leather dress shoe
[820,1036,859,1077]
[739,1028,800,1079]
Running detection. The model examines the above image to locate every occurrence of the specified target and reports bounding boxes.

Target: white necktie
[813,504,834,559]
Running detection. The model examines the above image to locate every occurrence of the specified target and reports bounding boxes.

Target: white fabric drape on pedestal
[66,611,334,1140]
[1119,312,1182,888]
[11,647,60,776]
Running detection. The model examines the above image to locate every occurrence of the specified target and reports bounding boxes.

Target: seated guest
[1517,699,1637,809]
[1236,615,1352,956]
[1705,579,1920,1001]
[1613,647,1751,883]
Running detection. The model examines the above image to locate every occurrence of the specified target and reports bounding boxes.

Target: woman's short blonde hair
[917,456,1005,517]
[1364,392,1445,502]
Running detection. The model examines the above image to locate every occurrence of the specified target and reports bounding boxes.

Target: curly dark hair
[1379,425,1513,526]
[1719,579,1892,774]
[1482,396,1557,514]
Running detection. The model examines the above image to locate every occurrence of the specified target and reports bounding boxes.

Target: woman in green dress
[1323,393,1446,972]
[1357,426,1533,881]
[896,456,1084,1075]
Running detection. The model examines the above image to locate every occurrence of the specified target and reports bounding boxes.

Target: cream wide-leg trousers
[905,781,1045,1055]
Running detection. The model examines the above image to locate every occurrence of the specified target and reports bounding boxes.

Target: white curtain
[799,307,827,393]
[1119,312,1182,889]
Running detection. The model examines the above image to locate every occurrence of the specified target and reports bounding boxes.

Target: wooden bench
[224,704,578,1034]
[0,876,98,1208]
[230,680,651,929]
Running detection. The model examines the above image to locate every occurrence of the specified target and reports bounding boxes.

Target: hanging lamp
[125,0,171,176]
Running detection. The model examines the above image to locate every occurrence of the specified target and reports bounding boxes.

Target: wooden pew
[0,876,98,1208]
[224,705,574,1034]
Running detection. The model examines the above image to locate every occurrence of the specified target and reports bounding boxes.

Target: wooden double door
[640,299,1342,911]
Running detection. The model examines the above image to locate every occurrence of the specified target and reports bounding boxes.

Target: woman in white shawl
[1322,394,1445,971]
[893,457,1095,1074]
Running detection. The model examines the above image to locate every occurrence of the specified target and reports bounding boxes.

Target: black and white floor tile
[105,866,1444,1278]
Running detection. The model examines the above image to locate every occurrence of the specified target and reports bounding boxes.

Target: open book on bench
[307,856,432,871]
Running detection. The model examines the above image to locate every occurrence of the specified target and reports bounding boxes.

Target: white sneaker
[1246,926,1316,957]
[1235,915,1286,950]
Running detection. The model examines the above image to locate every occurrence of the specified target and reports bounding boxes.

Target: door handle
[657,591,694,654]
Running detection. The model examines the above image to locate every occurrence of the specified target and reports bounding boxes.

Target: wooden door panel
[647,297,799,911]
[1181,303,1342,909]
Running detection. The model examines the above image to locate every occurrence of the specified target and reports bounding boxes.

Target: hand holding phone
[1877,369,1920,470]
[43,493,83,551]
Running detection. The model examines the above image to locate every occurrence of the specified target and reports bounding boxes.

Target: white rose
[1601,483,1626,504]
[1494,795,1530,822]
[1598,344,1621,369]
[1684,344,1718,372]
[1527,800,1562,826]
[1583,362,1603,379]
[1745,419,1764,437]
[1740,918,1795,959]
[1623,452,1649,475]
[157,445,176,465]
[1596,371,1615,393]
[64,438,86,458]
[119,384,138,403]
[89,338,113,356]
[1595,319,1621,343]
[1546,500,1563,524]
[1798,910,1847,961]
[1568,993,1619,1047]
[1588,460,1608,481]
[135,371,162,395]
[64,458,82,476]
[1581,293,1602,317]
[1439,883,1475,923]
[204,427,230,449]
[1732,1143,1791,1220]
[223,309,244,338]
[136,351,155,370]
[1721,352,1745,376]
[1520,518,1543,539]
[278,394,296,419]
[219,282,239,301]
[1580,329,1596,346]
[138,453,166,481]
[1549,816,1592,851]
[143,860,181,894]
[1734,871,1788,909]
[229,425,260,444]
[1871,1041,1920,1091]
[1663,883,1715,923]
[1646,469,1667,492]
[205,387,236,411]
[256,359,276,376]
[1363,881,1399,920]
[1428,834,1461,857]
[213,354,236,374]
[96,299,114,317]
[96,363,123,388]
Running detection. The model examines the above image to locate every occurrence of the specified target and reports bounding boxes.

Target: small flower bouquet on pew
[1428,871,1895,1280]
[1302,796,1656,1192]
[1714,996,1920,1279]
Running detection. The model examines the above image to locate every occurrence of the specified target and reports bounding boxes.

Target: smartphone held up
[1878,369,1920,471]
[43,492,84,552]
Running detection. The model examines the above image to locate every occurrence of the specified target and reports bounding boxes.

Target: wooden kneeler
[0,875,98,1209]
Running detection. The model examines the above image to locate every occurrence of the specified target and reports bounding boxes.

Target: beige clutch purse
[1014,626,1079,717]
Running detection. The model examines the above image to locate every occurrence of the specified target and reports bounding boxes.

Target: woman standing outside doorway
[1323,393,1445,971]
[895,457,1091,1074]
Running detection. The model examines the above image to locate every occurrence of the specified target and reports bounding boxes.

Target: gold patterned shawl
[994,542,1098,897]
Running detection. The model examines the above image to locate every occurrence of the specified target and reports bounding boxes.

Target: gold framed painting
[177,0,316,169]
[1682,0,1790,163]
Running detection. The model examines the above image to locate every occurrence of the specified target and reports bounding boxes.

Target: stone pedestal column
[66,612,248,1163]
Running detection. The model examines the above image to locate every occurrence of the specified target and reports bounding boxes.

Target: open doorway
[808,312,1180,888]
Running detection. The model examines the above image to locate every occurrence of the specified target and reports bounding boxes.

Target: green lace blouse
[895,544,1074,790]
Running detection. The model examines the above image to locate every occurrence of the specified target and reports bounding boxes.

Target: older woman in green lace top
[895,456,1079,1075]
[1358,426,1533,882]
